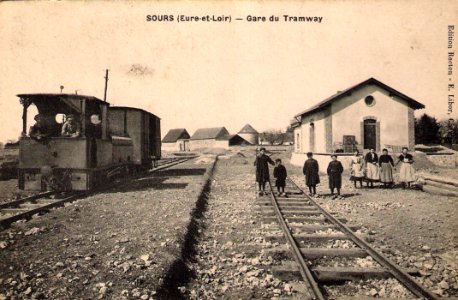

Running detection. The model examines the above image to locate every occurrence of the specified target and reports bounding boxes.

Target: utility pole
[103,69,109,102]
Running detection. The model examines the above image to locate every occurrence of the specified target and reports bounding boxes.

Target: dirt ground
[0,148,456,299]
[185,148,458,299]
[0,159,212,300]
[0,179,32,204]
[185,152,310,299]
[285,157,458,298]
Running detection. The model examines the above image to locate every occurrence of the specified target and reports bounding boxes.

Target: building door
[363,119,377,149]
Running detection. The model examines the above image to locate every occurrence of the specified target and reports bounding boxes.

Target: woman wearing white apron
[350,150,365,188]
[395,147,415,189]
[364,148,380,188]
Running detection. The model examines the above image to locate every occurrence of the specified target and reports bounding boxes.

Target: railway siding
[185,153,312,299]
[0,157,214,299]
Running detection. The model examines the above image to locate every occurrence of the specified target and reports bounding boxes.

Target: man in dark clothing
[273,159,287,196]
[303,152,320,196]
[29,114,55,142]
[327,154,344,198]
[254,147,275,195]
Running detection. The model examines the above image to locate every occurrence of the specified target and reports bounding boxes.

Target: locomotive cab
[17,93,133,191]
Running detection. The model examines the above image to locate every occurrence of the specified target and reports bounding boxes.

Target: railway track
[0,157,194,230]
[258,177,438,300]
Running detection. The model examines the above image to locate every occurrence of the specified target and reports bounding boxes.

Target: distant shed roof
[162,128,190,143]
[294,77,425,118]
[190,127,230,140]
[238,124,258,134]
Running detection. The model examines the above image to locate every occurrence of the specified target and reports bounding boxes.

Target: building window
[309,123,315,152]
[296,133,300,150]
[365,95,375,107]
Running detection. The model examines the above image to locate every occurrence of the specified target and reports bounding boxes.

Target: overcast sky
[0,1,456,143]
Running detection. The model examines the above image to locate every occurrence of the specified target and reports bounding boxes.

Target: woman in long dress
[327,154,344,198]
[303,152,320,195]
[395,147,415,189]
[349,150,364,188]
[364,148,380,188]
[379,148,395,188]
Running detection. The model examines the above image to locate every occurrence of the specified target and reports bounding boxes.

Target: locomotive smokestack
[104,69,109,102]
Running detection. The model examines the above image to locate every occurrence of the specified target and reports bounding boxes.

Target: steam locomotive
[17,93,161,191]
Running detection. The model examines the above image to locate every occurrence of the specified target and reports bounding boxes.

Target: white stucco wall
[189,139,229,150]
[295,111,327,153]
[162,142,180,152]
[331,85,410,149]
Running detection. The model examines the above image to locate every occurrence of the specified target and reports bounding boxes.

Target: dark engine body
[17,94,161,191]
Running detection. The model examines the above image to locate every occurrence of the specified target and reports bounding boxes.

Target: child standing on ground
[349,150,364,188]
[327,154,344,199]
[274,159,287,196]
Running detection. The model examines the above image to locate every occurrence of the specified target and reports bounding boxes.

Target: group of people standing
[350,147,415,189]
[254,147,416,199]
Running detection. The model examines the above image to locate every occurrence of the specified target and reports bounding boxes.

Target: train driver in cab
[61,114,81,138]
[29,114,52,140]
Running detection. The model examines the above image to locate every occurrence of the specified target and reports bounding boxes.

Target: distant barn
[237,124,259,145]
[291,77,425,166]
[228,134,252,146]
[162,128,190,152]
[189,127,230,150]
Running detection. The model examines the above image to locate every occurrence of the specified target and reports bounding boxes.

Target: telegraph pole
[103,69,109,102]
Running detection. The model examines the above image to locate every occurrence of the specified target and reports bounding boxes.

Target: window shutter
[360,122,364,149]
[376,121,381,152]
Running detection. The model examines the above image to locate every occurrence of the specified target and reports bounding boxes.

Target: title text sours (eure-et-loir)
[146,14,324,23]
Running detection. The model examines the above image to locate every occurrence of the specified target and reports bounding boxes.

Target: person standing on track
[379,148,395,188]
[254,147,275,196]
[349,150,364,188]
[273,159,287,197]
[395,147,416,189]
[327,154,344,199]
[364,148,380,188]
[303,152,320,196]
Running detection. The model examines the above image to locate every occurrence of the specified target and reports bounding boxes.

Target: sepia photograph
[0,1,457,299]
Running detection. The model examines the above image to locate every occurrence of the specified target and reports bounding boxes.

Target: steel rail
[287,177,438,300]
[0,192,83,229]
[0,157,196,230]
[267,181,325,300]
[0,191,55,210]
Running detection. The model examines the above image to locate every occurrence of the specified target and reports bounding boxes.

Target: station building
[162,128,190,152]
[290,78,425,167]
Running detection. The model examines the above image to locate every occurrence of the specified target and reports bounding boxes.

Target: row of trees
[259,126,294,145]
[415,114,457,145]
